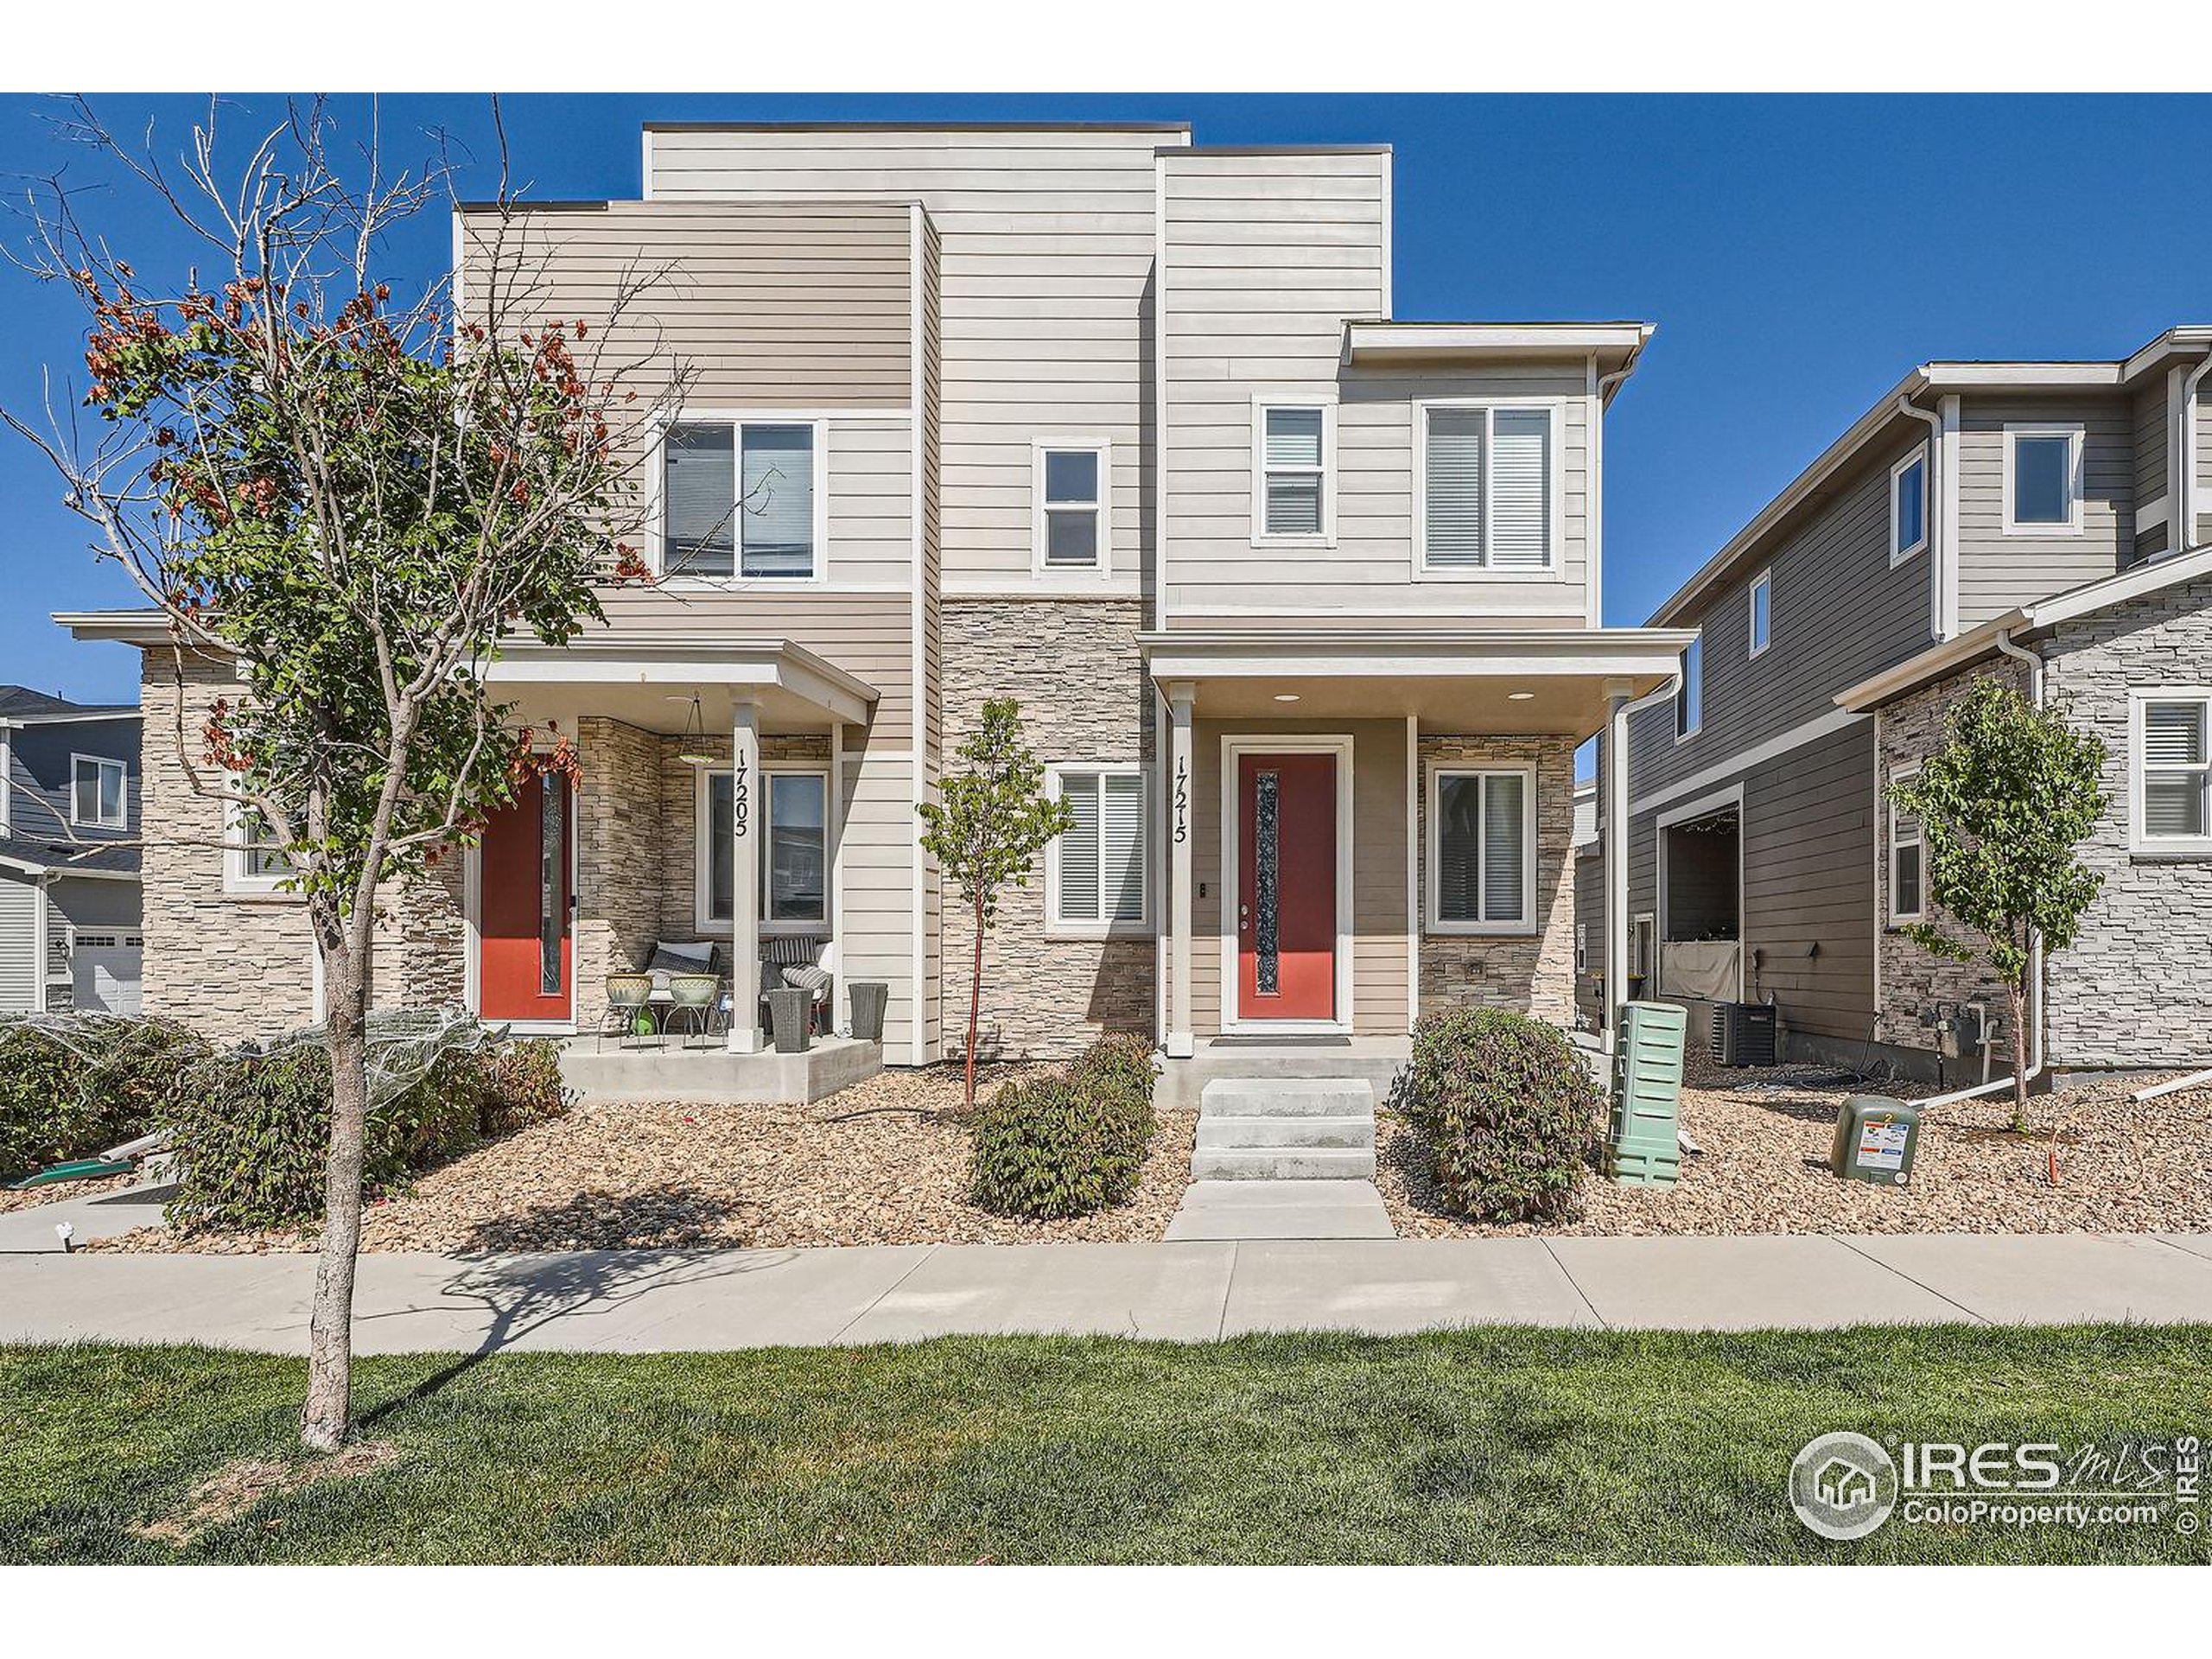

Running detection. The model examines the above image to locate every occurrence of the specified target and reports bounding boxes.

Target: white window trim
[1890,447,1929,566]
[2129,688,2212,858]
[1031,437,1113,580]
[1630,912,1656,982]
[69,753,128,830]
[1042,761,1149,938]
[1887,764,1925,925]
[1424,762,1539,938]
[693,763,833,935]
[1747,567,1772,659]
[2002,421,2086,537]
[1411,397,1567,581]
[1249,397,1337,548]
[223,797,295,898]
[1674,630,1704,745]
[652,411,832,586]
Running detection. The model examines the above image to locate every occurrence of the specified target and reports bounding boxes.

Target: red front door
[479,770,574,1023]
[1236,752,1337,1023]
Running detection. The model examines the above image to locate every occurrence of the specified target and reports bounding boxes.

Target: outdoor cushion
[783,963,831,998]
[648,941,717,976]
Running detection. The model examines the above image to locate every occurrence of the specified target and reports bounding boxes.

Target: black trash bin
[849,981,889,1043]
[766,988,813,1054]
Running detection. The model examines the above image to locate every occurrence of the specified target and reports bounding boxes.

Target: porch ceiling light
[675,694,717,766]
[1508,691,1535,701]
[1273,693,1300,702]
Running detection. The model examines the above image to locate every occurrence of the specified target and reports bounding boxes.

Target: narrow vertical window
[739,423,817,578]
[663,422,735,575]
[1254,769,1281,992]
[1748,569,1772,658]
[1676,633,1703,739]
[538,773,567,995]
[1891,449,1928,563]
[1259,405,1326,537]
[1889,768,1923,924]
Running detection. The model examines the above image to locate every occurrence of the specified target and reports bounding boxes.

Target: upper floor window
[71,755,126,829]
[662,419,822,580]
[1891,448,1928,564]
[698,766,830,931]
[1675,632,1703,741]
[1034,442,1109,574]
[1748,568,1772,658]
[1888,766,1924,924]
[1046,764,1147,934]
[224,799,291,895]
[2132,690,2212,855]
[1427,766,1535,934]
[1418,403,1557,573]
[1254,403,1332,543]
[2005,423,2084,535]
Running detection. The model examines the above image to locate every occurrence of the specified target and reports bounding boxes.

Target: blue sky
[4,92,2209,704]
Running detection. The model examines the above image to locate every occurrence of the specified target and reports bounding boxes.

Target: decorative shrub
[968,1036,1160,1220]
[475,1039,572,1137]
[0,1015,209,1180]
[1404,1007,1603,1224]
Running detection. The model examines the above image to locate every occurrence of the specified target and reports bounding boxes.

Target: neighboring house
[0,686,143,1016]
[1599,327,2212,1084]
[62,119,1688,1092]
[1572,778,1604,1028]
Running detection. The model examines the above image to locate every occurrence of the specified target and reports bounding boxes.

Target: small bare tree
[4,97,690,1449]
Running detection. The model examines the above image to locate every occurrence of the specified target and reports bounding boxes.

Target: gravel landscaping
[1382,1059,2212,1237]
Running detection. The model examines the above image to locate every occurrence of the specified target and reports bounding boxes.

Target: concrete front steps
[1166,1077,1394,1241]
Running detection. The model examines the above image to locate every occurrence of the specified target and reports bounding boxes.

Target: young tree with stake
[6,99,689,1449]
[918,698,1074,1111]
[1887,676,2106,1135]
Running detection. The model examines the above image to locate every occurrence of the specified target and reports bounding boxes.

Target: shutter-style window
[1058,773,1102,923]
[1432,769,1530,927]
[1483,772,1527,922]
[2142,698,2210,840]
[1488,409,1552,570]
[1052,769,1146,925]
[1435,773,1480,923]
[664,423,735,576]
[1262,407,1325,536]
[1103,773,1146,922]
[1423,410,1484,568]
[741,424,816,578]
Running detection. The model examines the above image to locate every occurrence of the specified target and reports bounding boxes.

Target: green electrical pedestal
[1606,1001,1687,1187]
[1830,1096,1921,1186]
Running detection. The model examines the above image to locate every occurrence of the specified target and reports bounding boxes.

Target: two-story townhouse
[62,120,1689,1100]
[1604,326,2212,1086]
[0,686,143,1015]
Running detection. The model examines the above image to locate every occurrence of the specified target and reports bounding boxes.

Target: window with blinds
[1259,405,1327,537]
[1052,767,1147,927]
[2139,695,2212,845]
[1420,404,1554,571]
[663,421,818,579]
[1429,767,1533,931]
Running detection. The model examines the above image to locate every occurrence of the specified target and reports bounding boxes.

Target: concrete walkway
[3,1232,2210,1353]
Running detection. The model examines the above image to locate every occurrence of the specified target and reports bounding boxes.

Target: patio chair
[600,972,655,1052]
[760,935,833,1035]
[664,973,721,1048]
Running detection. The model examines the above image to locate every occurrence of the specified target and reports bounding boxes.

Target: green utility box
[1830,1096,1921,1186]
[1606,1001,1687,1187]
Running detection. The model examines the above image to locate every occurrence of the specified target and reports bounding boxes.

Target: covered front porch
[470,638,888,1101]
[1140,628,1688,1068]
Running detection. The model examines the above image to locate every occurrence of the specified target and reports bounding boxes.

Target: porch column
[1602,677,1633,1040]
[726,694,765,1054]
[1166,682,1196,1059]
[827,718,845,1023]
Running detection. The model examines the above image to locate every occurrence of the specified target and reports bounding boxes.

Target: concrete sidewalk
[3,1232,2210,1352]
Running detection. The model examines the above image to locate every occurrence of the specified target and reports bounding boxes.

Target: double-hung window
[662,419,821,579]
[1888,766,1924,924]
[1891,448,1928,563]
[2133,691,2212,854]
[71,755,127,829]
[2005,423,2084,535]
[1255,404,1330,541]
[1046,765,1147,933]
[1748,568,1772,658]
[1035,442,1108,572]
[1418,403,1557,572]
[1675,632,1704,740]
[1427,766,1535,934]
[225,800,291,895]
[698,767,830,931]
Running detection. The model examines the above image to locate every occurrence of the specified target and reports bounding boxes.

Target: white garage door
[72,935,143,1017]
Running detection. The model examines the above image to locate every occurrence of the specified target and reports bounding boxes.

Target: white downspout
[2179,349,2212,554]
[1896,393,1947,639]
[1604,674,1681,1043]
[1922,627,2047,1108]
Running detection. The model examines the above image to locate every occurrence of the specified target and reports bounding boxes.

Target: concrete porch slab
[559,1035,880,1105]
[1841,1232,2212,1325]
[837,1243,1236,1342]
[1546,1234,1977,1330]
[1220,1238,1600,1333]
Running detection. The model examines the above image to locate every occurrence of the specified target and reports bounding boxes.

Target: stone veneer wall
[1874,659,2027,1053]
[571,716,665,1033]
[937,598,1155,1060]
[2042,575,2212,1067]
[1415,735,1578,1027]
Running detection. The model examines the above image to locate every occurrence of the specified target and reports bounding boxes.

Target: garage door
[72,935,143,1017]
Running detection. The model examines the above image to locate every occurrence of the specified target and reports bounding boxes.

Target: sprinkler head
[54,1221,75,1253]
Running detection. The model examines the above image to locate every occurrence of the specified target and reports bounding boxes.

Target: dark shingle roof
[0,685,138,721]
[0,827,140,878]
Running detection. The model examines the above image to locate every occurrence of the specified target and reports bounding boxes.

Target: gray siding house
[0,687,143,1016]
[1599,327,2212,1084]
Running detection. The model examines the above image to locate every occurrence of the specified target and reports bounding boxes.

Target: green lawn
[5,1326,2207,1563]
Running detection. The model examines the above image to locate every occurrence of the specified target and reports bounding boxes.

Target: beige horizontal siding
[1954,393,2132,627]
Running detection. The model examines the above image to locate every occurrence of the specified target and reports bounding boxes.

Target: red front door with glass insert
[1236,752,1336,1023]
[479,770,574,1023]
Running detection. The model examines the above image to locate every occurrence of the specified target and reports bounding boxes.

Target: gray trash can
[849,981,889,1042]
[766,988,813,1054]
